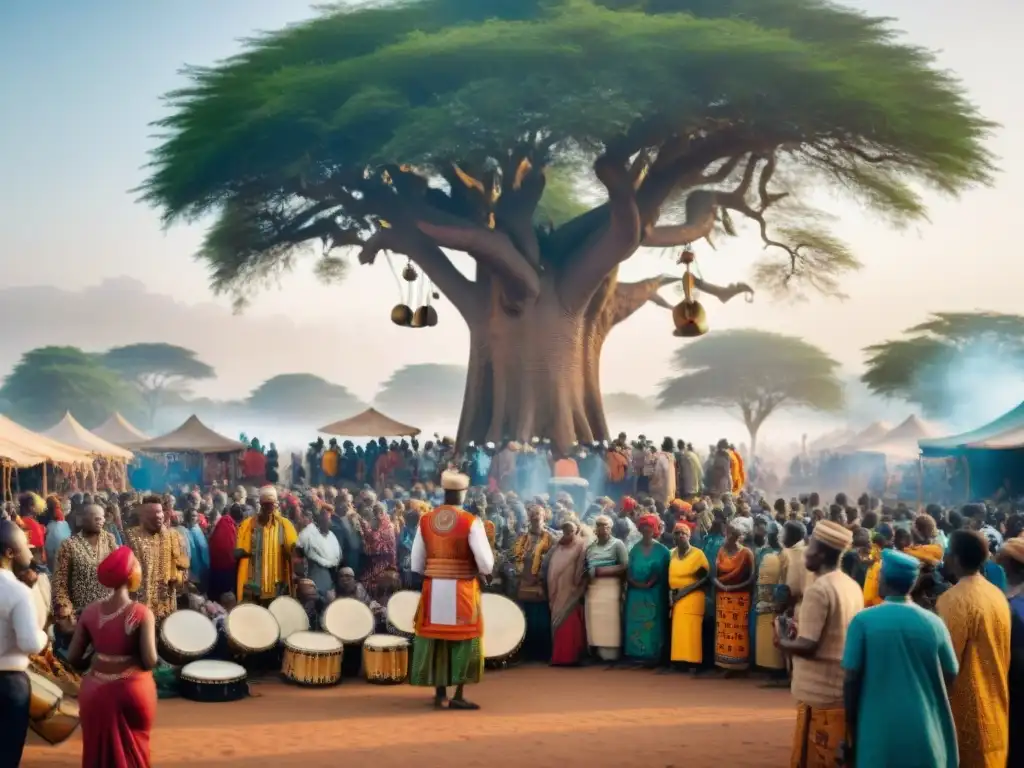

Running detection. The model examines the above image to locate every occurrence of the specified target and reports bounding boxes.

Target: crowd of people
[1,432,1022,768]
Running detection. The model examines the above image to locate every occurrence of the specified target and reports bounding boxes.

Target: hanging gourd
[385,253,415,327]
[411,265,439,329]
[672,248,709,337]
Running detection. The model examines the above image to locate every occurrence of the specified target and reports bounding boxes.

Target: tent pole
[42,462,48,496]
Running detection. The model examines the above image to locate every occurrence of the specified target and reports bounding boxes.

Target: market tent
[319,407,420,437]
[41,412,135,461]
[93,412,150,448]
[919,401,1024,455]
[857,415,937,460]
[836,421,892,452]
[137,415,246,454]
[0,415,94,467]
[962,426,1024,450]
[808,428,856,453]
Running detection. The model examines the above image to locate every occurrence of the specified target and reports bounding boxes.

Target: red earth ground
[24,666,794,767]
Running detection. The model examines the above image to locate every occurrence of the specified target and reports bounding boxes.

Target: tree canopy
[657,329,843,454]
[374,364,468,419]
[0,346,142,430]
[861,312,1024,418]
[141,0,994,309]
[101,343,215,426]
[247,373,363,420]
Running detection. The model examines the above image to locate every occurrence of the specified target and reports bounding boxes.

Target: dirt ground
[24,666,794,767]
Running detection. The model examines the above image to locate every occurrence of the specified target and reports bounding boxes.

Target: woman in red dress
[69,546,159,767]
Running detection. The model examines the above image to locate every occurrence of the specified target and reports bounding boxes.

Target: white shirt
[298,525,342,569]
[0,569,48,671]
[410,517,494,577]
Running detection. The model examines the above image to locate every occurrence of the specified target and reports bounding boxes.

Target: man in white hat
[409,469,494,709]
[234,485,299,605]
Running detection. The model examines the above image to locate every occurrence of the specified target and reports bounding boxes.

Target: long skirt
[585,578,622,661]
[521,601,553,662]
[755,612,785,670]
[715,590,751,670]
[791,702,845,768]
[550,604,587,666]
[409,637,483,687]
[670,608,703,664]
[79,671,157,768]
[624,587,666,663]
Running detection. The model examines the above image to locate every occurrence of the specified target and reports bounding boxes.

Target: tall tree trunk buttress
[458,273,599,453]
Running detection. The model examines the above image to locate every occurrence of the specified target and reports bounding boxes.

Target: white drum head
[481,593,526,659]
[286,631,342,652]
[226,604,280,651]
[322,598,375,643]
[365,634,408,650]
[269,596,310,641]
[181,660,246,682]
[27,671,62,702]
[161,609,218,655]
[385,590,420,634]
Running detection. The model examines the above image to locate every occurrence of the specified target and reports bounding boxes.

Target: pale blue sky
[1,0,1021,419]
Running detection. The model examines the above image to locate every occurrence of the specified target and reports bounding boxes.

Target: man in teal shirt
[842,549,959,768]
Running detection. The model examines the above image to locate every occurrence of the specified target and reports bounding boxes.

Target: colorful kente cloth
[715,545,753,670]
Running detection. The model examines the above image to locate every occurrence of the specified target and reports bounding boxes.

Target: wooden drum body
[481,593,527,669]
[268,596,310,643]
[281,631,343,686]
[322,597,375,645]
[159,609,218,666]
[28,671,80,745]
[362,634,409,685]
[226,604,280,655]
[179,660,248,703]
[385,590,420,639]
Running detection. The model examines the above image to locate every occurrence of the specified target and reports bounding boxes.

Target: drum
[27,671,80,745]
[179,660,248,703]
[362,634,409,685]
[226,603,280,654]
[159,609,218,666]
[268,595,310,642]
[385,590,420,638]
[481,592,526,668]
[281,631,343,686]
[322,598,375,645]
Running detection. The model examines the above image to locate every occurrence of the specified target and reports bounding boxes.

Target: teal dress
[841,597,959,768]
[623,541,671,662]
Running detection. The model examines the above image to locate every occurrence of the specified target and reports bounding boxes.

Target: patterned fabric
[790,702,846,768]
[125,527,189,621]
[623,541,671,662]
[235,512,298,601]
[937,574,1011,768]
[715,546,754,670]
[361,513,397,598]
[52,531,118,616]
[409,636,482,687]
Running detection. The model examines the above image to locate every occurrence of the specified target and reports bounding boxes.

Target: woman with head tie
[68,546,159,767]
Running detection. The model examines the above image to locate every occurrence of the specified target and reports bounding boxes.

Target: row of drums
[162,591,528,702]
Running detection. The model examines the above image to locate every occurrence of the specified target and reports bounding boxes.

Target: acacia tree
[862,312,1024,418]
[657,330,843,457]
[141,0,993,450]
[101,343,215,427]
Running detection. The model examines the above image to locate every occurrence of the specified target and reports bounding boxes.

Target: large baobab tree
[141,0,994,451]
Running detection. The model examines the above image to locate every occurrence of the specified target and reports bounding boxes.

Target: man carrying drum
[409,469,494,710]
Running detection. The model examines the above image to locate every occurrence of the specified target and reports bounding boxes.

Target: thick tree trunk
[456,273,603,452]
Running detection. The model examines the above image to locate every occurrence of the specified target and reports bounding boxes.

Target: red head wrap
[637,514,661,533]
[669,499,692,514]
[673,520,690,533]
[97,546,136,589]
[621,496,638,513]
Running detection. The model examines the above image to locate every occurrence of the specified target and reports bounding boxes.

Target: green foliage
[657,329,843,449]
[861,312,1024,417]
[0,347,142,430]
[102,343,215,426]
[248,373,363,420]
[375,364,467,418]
[140,0,994,302]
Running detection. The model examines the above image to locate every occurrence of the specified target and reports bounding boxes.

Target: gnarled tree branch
[610,275,680,326]
[357,227,479,319]
[559,154,642,313]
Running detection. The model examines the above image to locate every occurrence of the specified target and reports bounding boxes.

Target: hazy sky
[1,0,1020,406]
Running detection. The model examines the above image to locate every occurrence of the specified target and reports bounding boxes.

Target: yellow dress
[937,574,1011,768]
[668,546,709,663]
[754,551,785,670]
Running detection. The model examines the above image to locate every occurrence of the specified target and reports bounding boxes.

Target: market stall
[319,407,420,438]
[0,415,95,498]
[134,415,245,488]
